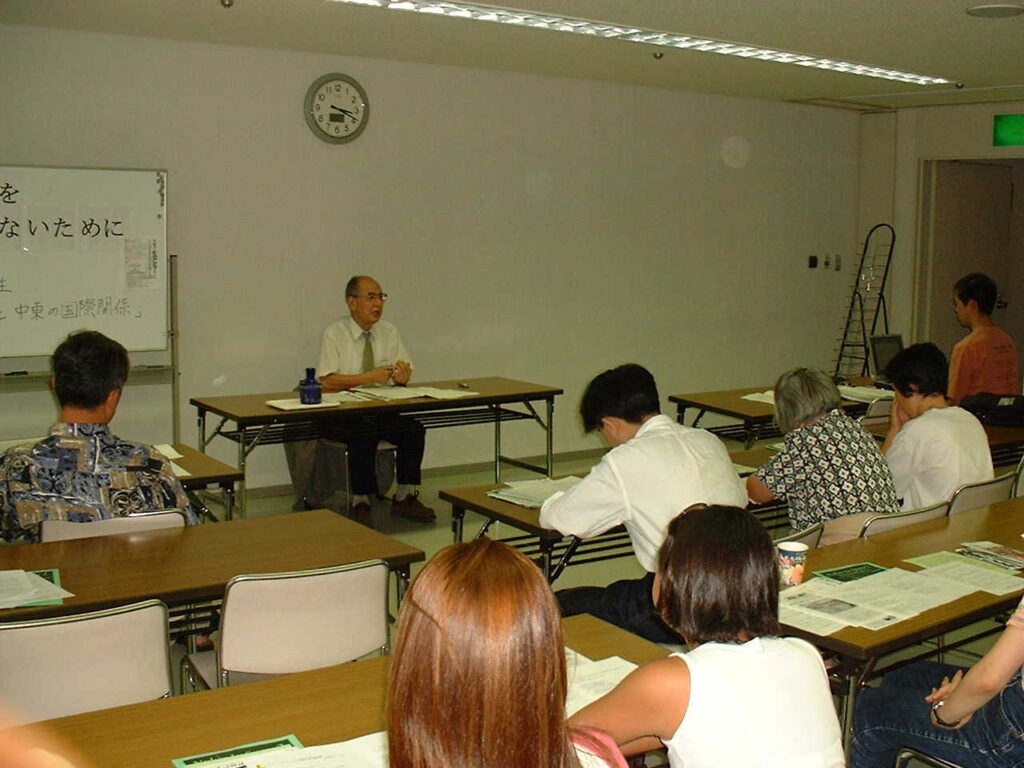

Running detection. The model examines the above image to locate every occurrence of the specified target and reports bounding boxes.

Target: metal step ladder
[834,223,896,379]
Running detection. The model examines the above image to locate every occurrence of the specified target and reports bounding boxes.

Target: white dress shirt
[539,415,746,572]
[317,316,412,378]
[886,406,993,510]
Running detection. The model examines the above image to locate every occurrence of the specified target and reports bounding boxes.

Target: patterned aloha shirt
[0,422,197,542]
[754,408,900,531]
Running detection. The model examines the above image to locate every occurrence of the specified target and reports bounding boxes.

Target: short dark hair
[954,272,998,315]
[579,364,660,432]
[345,275,368,298]
[52,330,129,409]
[656,505,780,645]
[884,342,948,398]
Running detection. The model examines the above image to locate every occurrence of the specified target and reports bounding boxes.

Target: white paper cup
[778,541,809,587]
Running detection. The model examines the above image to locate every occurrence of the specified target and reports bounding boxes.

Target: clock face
[304,74,369,144]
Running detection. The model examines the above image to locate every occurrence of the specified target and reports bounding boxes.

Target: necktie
[361,332,374,373]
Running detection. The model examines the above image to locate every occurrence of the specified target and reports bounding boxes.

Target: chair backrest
[859,502,949,537]
[0,600,171,722]
[774,522,823,549]
[40,510,187,542]
[1013,454,1024,498]
[947,473,1015,516]
[894,747,964,768]
[858,397,892,427]
[218,559,389,683]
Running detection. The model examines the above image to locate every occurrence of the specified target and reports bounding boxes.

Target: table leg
[493,406,502,483]
[197,409,207,453]
[692,408,707,428]
[221,481,236,522]
[548,536,581,583]
[545,397,554,478]
[539,538,555,580]
[451,504,466,543]
[745,420,762,450]
[237,437,248,519]
[395,565,410,606]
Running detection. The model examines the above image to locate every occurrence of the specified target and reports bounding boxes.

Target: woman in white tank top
[571,505,845,768]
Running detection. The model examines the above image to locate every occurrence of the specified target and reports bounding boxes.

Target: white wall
[0,25,860,487]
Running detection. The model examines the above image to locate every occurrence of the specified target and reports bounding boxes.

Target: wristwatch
[931,700,963,728]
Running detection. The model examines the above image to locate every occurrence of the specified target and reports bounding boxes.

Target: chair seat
[184,649,275,688]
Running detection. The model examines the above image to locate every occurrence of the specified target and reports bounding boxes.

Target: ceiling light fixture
[966,3,1024,17]
[326,0,953,86]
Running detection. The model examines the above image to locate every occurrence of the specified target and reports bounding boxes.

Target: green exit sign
[994,114,1024,146]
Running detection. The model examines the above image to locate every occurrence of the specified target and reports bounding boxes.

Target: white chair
[40,509,187,542]
[774,522,824,549]
[1012,454,1024,497]
[858,397,893,428]
[0,600,172,722]
[947,473,1015,516]
[182,559,389,691]
[859,502,949,537]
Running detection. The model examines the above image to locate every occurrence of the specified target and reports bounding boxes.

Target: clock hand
[331,106,355,119]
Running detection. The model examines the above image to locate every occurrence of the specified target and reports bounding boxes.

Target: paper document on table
[566,656,638,715]
[838,385,893,403]
[732,463,756,475]
[835,568,974,616]
[0,570,74,610]
[741,390,774,404]
[916,561,1024,595]
[414,386,478,399]
[322,391,376,404]
[170,461,191,478]
[0,570,36,604]
[487,476,583,508]
[959,541,1024,571]
[154,443,183,459]
[905,551,1010,574]
[565,647,593,672]
[265,399,339,411]
[243,733,388,768]
[779,580,903,630]
[779,604,846,636]
[352,386,477,401]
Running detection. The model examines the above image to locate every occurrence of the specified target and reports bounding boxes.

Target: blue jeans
[851,661,1024,768]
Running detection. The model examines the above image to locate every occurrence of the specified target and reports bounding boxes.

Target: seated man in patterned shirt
[0,330,197,542]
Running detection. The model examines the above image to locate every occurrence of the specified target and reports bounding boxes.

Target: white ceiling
[3,0,1024,110]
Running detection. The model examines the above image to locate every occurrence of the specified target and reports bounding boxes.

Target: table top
[668,382,874,423]
[41,614,667,768]
[172,443,243,487]
[865,419,1024,451]
[439,482,556,538]
[190,377,563,425]
[0,510,424,622]
[790,498,1024,662]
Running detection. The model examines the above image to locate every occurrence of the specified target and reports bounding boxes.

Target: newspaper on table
[956,541,1024,571]
[837,385,894,403]
[351,386,478,401]
[487,476,583,508]
[740,390,775,405]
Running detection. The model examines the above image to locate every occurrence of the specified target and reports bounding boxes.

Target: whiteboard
[0,165,168,358]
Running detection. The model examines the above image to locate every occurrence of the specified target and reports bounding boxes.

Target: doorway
[916,159,1023,358]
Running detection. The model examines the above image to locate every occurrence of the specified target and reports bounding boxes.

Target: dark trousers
[556,572,683,644]
[340,414,425,496]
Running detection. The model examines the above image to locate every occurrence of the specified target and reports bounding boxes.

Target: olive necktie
[361,331,374,373]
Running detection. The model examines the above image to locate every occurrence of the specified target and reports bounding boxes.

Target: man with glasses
[287,275,434,524]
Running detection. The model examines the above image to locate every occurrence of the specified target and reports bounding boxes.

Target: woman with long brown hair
[387,538,625,768]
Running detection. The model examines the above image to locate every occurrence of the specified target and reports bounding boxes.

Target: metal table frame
[192,377,561,517]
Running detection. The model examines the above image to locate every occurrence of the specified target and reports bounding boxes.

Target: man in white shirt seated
[882,342,993,510]
[539,364,746,643]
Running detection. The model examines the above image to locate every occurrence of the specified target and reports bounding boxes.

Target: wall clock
[304,73,369,144]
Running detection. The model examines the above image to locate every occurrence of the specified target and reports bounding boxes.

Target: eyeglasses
[352,292,388,302]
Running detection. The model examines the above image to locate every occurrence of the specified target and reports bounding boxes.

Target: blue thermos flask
[298,367,322,404]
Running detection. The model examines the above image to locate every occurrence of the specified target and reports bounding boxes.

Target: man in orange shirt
[948,272,1020,405]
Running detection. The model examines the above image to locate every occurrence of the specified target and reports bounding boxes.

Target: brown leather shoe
[391,493,436,522]
[350,501,373,527]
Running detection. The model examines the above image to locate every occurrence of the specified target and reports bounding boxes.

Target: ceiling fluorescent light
[325,0,952,85]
